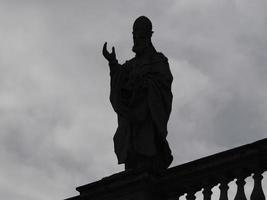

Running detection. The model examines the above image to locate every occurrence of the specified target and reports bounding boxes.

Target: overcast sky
[0,0,266,199]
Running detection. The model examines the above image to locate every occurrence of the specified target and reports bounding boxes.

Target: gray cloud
[0,0,266,199]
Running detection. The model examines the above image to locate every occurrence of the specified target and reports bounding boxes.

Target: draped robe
[109,50,173,170]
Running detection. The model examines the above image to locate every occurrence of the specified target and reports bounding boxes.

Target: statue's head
[132,16,153,55]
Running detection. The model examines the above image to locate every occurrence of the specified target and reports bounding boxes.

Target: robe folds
[109,51,173,170]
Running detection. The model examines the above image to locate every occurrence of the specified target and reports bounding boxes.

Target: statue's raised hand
[102,42,117,63]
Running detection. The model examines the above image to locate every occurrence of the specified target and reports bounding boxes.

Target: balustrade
[65,138,267,200]
[160,139,266,200]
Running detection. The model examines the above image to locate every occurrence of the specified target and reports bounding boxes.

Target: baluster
[186,192,196,200]
[203,186,212,200]
[219,181,229,200]
[234,176,247,200]
[250,172,265,200]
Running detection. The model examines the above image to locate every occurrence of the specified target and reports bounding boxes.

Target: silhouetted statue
[102,16,173,173]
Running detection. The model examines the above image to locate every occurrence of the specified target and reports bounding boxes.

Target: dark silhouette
[66,17,267,200]
[102,16,173,172]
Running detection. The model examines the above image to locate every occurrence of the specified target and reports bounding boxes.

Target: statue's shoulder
[150,52,171,75]
[151,52,168,63]
[124,57,137,68]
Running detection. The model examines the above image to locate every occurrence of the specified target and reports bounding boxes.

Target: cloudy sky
[0,0,266,199]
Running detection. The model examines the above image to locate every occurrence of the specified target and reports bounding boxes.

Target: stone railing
[66,138,267,200]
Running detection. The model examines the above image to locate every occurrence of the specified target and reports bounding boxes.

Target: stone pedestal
[65,171,164,200]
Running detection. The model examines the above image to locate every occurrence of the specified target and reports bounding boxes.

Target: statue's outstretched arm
[102,42,122,72]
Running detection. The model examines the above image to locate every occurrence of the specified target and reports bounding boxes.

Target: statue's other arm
[127,55,173,126]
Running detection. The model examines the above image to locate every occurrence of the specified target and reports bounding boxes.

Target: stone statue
[102,16,173,173]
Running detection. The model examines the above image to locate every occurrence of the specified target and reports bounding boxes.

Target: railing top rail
[159,138,267,194]
[166,138,267,176]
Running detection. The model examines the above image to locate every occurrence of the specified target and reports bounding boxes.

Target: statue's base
[65,170,165,200]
